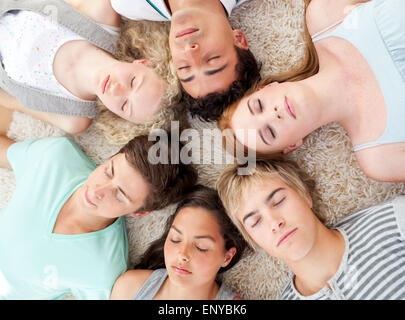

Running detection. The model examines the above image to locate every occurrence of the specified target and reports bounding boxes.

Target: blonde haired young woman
[219,0,405,182]
[0,0,172,136]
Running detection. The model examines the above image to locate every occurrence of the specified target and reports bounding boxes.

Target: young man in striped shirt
[217,159,405,300]
[110,0,261,122]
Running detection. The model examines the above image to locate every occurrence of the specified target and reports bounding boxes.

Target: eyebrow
[242,188,285,224]
[179,64,228,83]
[111,160,132,203]
[247,99,254,115]
[171,225,216,242]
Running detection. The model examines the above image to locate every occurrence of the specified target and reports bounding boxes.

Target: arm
[0,136,15,170]
[0,88,92,134]
[110,269,153,300]
[64,0,121,27]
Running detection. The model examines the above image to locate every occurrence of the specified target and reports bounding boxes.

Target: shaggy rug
[1,0,405,300]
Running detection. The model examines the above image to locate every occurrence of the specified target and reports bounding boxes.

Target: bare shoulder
[306,0,369,37]
[355,143,405,182]
[110,269,153,300]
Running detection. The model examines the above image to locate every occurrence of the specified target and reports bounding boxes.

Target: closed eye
[130,76,135,88]
[268,125,276,138]
[208,56,220,62]
[258,99,263,112]
[260,126,276,145]
[195,246,208,252]
[251,216,262,228]
[273,197,285,207]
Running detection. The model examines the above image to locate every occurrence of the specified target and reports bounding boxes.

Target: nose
[184,43,200,64]
[271,217,285,233]
[94,183,111,200]
[109,80,127,97]
[177,244,191,262]
[273,105,283,119]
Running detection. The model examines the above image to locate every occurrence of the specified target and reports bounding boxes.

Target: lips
[172,266,192,275]
[284,96,296,119]
[176,28,199,38]
[84,188,97,207]
[277,227,298,247]
[102,75,110,94]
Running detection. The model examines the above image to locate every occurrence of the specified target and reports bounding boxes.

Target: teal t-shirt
[0,137,128,300]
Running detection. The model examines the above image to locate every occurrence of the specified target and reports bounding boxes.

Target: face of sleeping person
[169,6,248,98]
[163,206,236,289]
[78,153,150,219]
[97,59,167,123]
[231,82,315,155]
[236,176,318,263]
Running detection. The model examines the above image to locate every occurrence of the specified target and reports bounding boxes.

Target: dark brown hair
[118,135,198,212]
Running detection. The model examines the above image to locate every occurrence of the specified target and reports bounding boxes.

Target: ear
[282,139,303,154]
[221,247,237,268]
[232,29,249,50]
[133,59,148,65]
[130,211,153,218]
[306,192,313,209]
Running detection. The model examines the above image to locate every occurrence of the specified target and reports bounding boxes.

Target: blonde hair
[218,0,318,156]
[95,20,183,145]
[216,159,315,249]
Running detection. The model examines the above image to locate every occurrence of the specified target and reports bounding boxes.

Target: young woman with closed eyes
[110,185,247,300]
[219,0,405,182]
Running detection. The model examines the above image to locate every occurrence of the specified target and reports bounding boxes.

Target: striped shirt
[110,0,249,21]
[280,195,405,300]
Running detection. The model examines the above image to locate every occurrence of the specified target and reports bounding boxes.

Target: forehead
[236,176,288,218]
[111,153,150,203]
[172,207,222,238]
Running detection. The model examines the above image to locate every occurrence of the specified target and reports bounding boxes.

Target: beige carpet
[1,0,405,300]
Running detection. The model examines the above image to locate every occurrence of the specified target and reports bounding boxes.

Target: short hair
[135,185,248,273]
[118,135,198,212]
[216,159,314,249]
[182,46,261,122]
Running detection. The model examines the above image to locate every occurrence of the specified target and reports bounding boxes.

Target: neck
[168,0,226,15]
[299,67,353,128]
[286,225,345,296]
[54,41,115,101]
[59,186,117,234]
[162,276,220,300]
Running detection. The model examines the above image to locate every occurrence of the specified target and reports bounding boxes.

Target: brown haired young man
[111,0,261,121]
[0,107,197,299]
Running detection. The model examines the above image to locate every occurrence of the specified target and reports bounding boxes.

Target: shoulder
[306,0,364,37]
[110,269,153,300]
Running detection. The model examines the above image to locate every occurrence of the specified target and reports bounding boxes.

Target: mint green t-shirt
[0,137,128,300]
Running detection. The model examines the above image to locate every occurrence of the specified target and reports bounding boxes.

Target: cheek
[250,229,276,255]
[192,252,224,276]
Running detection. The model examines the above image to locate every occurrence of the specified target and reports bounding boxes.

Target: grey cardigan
[0,0,117,117]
